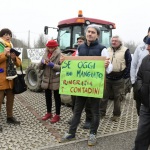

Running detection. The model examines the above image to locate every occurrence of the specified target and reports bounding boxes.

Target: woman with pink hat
[39,40,61,123]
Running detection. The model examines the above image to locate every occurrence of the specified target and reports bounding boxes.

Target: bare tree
[12,37,28,59]
[34,34,48,48]
[12,38,27,48]
[124,41,138,54]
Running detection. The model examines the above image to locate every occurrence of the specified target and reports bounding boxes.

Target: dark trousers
[136,99,141,116]
[0,90,14,117]
[99,89,109,116]
[133,84,141,116]
[45,89,61,115]
[71,96,92,121]
[69,96,100,135]
[133,105,150,150]
[106,78,124,116]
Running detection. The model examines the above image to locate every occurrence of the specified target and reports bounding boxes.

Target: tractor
[24,10,116,92]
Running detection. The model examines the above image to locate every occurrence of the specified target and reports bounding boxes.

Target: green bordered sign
[59,56,106,98]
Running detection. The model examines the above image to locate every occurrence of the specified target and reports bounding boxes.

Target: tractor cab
[44,10,116,55]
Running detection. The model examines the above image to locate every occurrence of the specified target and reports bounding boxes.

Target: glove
[48,62,54,68]
[0,68,4,73]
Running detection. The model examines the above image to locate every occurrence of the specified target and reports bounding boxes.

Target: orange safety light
[78,10,83,17]
[76,18,85,23]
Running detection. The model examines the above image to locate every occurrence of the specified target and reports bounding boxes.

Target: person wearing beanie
[0,28,22,131]
[68,35,93,129]
[61,24,113,146]
[38,39,61,123]
[130,27,150,116]
[146,37,150,45]
[132,37,150,149]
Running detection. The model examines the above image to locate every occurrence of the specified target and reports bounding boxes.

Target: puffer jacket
[78,39,105,56]
[136,55,150,107]
[38,48,61,90]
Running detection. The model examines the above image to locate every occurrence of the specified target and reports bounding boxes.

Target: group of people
[1,25,150,149]
[59,25,132,146]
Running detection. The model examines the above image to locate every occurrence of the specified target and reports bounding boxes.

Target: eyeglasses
[4,33,12,37]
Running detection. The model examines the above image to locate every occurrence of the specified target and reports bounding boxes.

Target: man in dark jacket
[133,37,150,150]
[61,24,112,146]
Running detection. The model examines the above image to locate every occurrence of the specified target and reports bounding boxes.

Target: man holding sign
[61,24,112,146]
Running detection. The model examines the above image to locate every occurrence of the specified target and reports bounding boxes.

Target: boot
[42,113,52,121]
[50,115,60,123]
[0,125,2,132]
[7,117,20,125]
[2,99,5,104]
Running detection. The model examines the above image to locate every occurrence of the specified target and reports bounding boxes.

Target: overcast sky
[1,0,149,46]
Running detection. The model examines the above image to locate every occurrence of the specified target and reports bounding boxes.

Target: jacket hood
[143,35,148,43]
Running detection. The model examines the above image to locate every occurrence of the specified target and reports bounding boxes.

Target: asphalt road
[39,130,140,150]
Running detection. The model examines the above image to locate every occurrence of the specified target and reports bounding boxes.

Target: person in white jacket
[130,27,150,115]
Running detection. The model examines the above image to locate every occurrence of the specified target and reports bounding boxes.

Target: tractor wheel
[24,63,43,92]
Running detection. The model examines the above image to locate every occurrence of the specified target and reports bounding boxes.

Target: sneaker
[0,125,2,132]
[42,113,52,121]
[88,133,97,146]
[60,132,75,143]
[83,121,91,129]
[111,116,120,122]
[50,114,60,123]
[7,117,20,125]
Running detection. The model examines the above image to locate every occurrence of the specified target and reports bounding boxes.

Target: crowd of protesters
[1,25,150,149]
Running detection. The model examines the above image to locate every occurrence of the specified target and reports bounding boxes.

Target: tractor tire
[24,63,43,92]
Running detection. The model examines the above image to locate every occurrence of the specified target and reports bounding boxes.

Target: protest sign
[59,56,106,98]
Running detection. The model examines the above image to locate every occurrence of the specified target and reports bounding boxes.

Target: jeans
[71,96,92,121]
[69,96,100,135]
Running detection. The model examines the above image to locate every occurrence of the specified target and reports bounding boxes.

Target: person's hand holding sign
[104,58,110,68]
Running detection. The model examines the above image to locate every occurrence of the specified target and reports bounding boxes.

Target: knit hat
[85,24,100,35]
[148,27,150,33]
[46,40,59,48]
[146,38,150,45]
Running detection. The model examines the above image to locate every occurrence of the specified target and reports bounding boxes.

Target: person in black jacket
[61,24,112,146]
[133,37,150,150]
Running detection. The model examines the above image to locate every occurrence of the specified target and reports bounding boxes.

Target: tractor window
[72,26,82,48]
[58,27,71,50]
[99,27,111,48]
